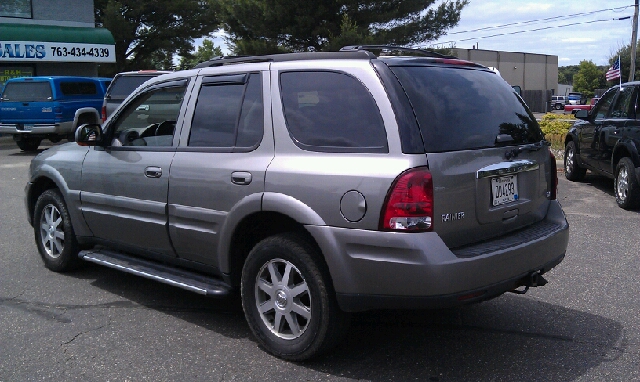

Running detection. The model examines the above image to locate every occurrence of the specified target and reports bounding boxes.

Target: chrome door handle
[231,171,252,185]
[145,166,162,178]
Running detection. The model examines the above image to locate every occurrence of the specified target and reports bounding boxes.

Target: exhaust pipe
[509,271,548,294]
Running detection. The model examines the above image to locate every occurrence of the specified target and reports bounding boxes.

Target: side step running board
[78,249,233,297]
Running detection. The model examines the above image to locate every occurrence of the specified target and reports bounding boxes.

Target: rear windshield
[389,66,543,152]
[108,75,157,98]
[1,82,52,102]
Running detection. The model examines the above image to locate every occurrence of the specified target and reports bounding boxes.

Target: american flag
[606,57,621,81]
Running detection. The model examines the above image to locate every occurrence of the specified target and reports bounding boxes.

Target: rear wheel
[614,157,640,210]
[33,189,81,272]
[241,233,350,361]
[554,103,562,110]
[564,141,586,181]
[16,138,41,151]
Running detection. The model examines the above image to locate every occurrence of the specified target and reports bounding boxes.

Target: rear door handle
[145,166,162,178]
[231,171,252,185]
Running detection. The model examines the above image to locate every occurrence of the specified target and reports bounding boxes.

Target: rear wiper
[505,139,550,160]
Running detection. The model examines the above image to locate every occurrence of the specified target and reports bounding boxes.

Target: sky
[200,1,636,68]
[428,0,636,67]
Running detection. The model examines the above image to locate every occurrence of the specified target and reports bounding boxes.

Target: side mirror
[76,124,103,146]
[574,109,589,120]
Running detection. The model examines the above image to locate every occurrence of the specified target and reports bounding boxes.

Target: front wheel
[615,157,640,210]
[554,103,562,110]
[241,233,349,361]
[33,189,81,271]
[564,141,586,181]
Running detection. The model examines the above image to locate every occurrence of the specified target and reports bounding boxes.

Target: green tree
[558,65,579,85]
[572,60,606,98]
[94,0,219,74]
[219,0,469,55]
[178,39,224,70]
[609,42,640,84]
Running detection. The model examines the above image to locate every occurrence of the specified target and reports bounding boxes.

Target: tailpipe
[509,271,548,295]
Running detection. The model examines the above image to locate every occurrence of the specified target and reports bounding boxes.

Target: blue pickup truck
[0,76,110,151]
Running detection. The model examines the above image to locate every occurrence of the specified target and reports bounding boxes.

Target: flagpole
[620,56,622,86]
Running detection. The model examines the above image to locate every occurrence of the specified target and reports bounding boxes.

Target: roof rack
[193,51,375,69]
[340,45,454,59]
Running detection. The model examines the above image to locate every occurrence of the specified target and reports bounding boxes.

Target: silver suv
[25,46,569,360]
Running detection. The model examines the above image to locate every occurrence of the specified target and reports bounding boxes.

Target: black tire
[554,103,562,110]
[614,157,640,210]
[241,233,350,361]
[33,189,82,272]
[564,141,586,181]
[16,138,41,151]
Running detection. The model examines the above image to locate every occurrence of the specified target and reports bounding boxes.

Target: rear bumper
[0,121,72,135]
[307,200,569,312]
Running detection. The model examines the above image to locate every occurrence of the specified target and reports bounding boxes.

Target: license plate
[491,175,518,206]
[23,124,34,131]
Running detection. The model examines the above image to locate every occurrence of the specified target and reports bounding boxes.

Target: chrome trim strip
[476,160,539,179]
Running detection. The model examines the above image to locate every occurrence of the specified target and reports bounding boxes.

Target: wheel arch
[612,140,640,172]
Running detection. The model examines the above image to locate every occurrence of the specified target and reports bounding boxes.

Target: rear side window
[60,81,98,96]
[390,66,544,152]
[1,82,52,102]
[108,75,157,98]
[280,71,388,153]
[188,73,263,148]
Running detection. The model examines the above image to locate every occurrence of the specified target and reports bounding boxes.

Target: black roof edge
[193,51,375,68]
[340,45,456,59]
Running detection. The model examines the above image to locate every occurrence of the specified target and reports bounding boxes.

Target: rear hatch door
[0,81,55,126]
[388,63,553,248]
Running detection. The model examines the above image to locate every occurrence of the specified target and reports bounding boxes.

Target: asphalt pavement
[0,137,638,381]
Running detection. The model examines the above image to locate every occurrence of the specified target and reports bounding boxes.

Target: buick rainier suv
[25,46,569,360]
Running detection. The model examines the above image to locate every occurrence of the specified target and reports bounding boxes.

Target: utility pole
[629,0,639,82]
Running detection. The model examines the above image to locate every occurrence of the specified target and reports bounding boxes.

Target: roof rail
[340,45,454,58]
[193,51,375,69]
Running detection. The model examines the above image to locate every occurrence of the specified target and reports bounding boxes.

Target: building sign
[0,67,33,87]
[0,41,116,63]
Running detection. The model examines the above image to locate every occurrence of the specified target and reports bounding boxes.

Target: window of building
[0,0,32,18]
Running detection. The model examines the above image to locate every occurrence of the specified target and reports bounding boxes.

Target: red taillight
[101,105,107,122]
[549,152,558,200]
[380,167,434,232]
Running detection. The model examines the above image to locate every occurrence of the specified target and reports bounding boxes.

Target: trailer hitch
[509,271,548,295]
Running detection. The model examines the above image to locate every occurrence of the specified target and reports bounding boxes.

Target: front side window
[593,88,617,121]
[188,73,263,148]
[0,0,31,18]
[280,71,388,153]
[111,85,186,147]
[610,86,636,119]
[1,82,51,102]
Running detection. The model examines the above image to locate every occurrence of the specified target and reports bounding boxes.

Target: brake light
[380,167,434,232]
[549,152,557,200]
[101,105,107,122]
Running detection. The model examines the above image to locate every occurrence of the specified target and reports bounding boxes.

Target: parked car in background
[25,47,569,360]
[567,92,586,105]
[551,95,568,110]
[0,76,110,151]
[564,97,599,114]
[102,70,171,122]
[564,84,640,209]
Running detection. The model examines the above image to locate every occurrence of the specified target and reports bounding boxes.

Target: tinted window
[280,71,387,152]
[188,73,263,148]
[1,82,52,102]
[594,88,616,120]
[390,66,543,152]
[108,75,158,98]
[60,81,98,96]
[111,85,186,147]
[610,86,635,119]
